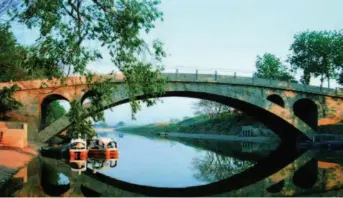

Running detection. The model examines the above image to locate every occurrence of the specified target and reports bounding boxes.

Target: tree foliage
[44,101,67,126]
[288,30,343,87]
[193,100,231,119]
[68,100,96,139]
[0,84,22,120]
[7,0,167,138]
[0,0,19,16]
[0,24,62,82]
[253,53,296,82]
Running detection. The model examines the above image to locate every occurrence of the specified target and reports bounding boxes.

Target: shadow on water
[80,185,102,197]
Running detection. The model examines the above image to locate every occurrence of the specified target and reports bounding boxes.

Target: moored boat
[69,136,88,160]
[88,137,118,158]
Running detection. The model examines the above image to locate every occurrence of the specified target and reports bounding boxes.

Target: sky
[8,0,343,125]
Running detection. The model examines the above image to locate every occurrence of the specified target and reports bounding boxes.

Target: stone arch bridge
[1,73,343,143]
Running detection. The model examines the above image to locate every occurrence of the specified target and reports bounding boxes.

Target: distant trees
[116,121,125,128]
[253,53,296,82]
[193,100,231,119]
[183,116,190,121]
[169,119,181,124]
[44,101,67,126]
[288,30,343,87]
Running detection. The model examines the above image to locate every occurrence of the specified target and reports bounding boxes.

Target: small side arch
[267,94,285,108]
[293,98,318,131]
[81,91,97,105]
[40,94,70,130]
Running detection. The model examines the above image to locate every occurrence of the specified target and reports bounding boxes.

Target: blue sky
[9,0,343,125]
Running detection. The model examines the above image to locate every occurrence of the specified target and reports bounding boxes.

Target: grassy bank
[119,113,273,137]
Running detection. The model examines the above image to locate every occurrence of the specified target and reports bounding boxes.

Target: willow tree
[8,0,166,137]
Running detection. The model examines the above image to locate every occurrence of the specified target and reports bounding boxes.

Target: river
[2,130,343,196]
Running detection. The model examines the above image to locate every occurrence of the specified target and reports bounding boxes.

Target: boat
[69,135,88,160]
[88,137,118,158]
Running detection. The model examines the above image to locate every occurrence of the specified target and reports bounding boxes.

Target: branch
[92,0,116,14]
[62,4,78,21]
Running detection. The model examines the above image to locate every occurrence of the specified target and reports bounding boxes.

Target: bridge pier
[6,103,41,141]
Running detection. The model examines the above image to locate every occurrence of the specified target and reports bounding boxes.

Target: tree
[0,0,19,16]
[44,101,67,126]
[0,24,62,82]
[169,118,180,124]
[253,53,296,82]
[183,116,190,121]
[7,0,167,138]
[0,84,22,120]
[288,30,343,87]
[192,100,231,119]
[68,100,96,139]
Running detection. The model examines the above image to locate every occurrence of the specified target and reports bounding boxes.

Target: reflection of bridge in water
[4,145,343,196]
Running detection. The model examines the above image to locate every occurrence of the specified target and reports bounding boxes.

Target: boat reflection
[69,153,119,175]
[88,158,118,174]
[69,158,87,175]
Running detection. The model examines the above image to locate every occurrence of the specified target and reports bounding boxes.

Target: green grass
[119,113,267,136]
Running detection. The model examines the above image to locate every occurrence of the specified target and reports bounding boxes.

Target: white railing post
[234,72,237,79]
[176,69,179,79]
[214,70,218,80]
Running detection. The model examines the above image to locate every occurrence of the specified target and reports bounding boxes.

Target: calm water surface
[3,131,343,197]
[94,131,262,187]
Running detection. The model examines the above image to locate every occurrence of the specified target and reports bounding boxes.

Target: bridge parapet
[0,69,341,98]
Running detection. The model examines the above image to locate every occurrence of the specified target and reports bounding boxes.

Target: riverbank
[156,132,275,143]
[119,114,278,139]
[94,128,115,132]
[0,143,40,191]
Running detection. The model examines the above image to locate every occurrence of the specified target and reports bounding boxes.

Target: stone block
[0,122,28,148]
